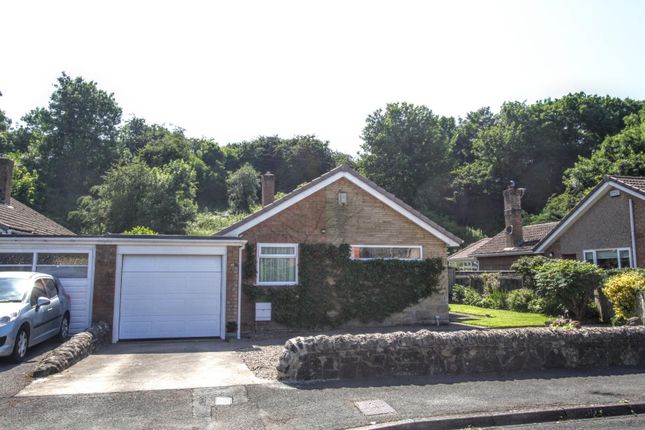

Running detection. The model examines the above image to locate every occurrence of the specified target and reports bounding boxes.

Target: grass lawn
[449,304,554,328]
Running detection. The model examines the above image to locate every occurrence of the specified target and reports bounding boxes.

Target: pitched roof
[535,175,645,252]
[216,165,463,246]
[448,238,491,260]
[473,222,559,257]
[0,198,74,236]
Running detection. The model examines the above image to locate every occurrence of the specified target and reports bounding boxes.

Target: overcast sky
[1,0,644,155]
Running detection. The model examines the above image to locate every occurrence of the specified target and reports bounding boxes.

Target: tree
[20,73,122,222]
[226,163,259,213]
[359,102,454,209]
[535,107,645,222]
[70,160,197,234]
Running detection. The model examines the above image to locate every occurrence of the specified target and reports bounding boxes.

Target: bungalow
[0,161,462,342]
[447,238,490,271]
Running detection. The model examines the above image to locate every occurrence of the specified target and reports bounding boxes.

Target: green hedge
[244,243,443,328]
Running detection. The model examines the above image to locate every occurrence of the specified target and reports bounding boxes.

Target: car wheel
[58,315,70,341]
[11,327,29,363]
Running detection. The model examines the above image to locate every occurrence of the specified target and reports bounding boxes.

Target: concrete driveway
[17,339,267,396]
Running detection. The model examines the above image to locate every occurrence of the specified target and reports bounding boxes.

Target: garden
[450,256,645,329]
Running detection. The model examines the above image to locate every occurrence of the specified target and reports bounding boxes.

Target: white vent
[255,302,272,321]
[609,190,620,197]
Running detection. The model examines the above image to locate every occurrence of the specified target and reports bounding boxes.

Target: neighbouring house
[447,238,490,271]
[0,163,461,342]
[536,175,645,269]
[474,175,645,271]
[0,158,73,236]
[217,165,463,332]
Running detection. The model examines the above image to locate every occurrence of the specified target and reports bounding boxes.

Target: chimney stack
[503,180,525,247]
[261,172,275,207]
[0,158,14,204]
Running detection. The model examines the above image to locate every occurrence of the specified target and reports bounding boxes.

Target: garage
[118,254,224,340]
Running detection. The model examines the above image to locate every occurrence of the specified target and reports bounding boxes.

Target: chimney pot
[261,172,275,207]
[0,158,14,204]
[503,180,525,247]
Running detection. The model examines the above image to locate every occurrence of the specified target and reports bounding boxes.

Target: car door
[43,278,62,337]
[29,280,52,344]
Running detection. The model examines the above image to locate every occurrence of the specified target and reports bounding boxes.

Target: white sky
[1,0,645,155]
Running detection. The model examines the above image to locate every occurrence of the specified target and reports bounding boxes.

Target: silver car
[0,272,71,362]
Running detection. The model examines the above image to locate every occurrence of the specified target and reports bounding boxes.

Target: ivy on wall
[243,243,443,328]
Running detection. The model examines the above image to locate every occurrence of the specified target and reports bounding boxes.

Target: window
[583,248,632,269]
[257,244,298,285]
[36,253,88,278]
[350,245,422,260]
[44,279,58,298]
[0,253,34,272]
[30,280,48,306]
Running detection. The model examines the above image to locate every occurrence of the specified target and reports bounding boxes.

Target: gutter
[237,244,243,340]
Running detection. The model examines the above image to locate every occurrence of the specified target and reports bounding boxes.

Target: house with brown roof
[0,158,73,236]
[472,175,645,271]
[447,237,491,271]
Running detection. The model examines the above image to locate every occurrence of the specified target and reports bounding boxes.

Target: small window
[36,253,88,278]
[0,253,34,272]
[350,245,422,260]
[30,281,48,306]
[257,244,298,285]
[44,279,58,298]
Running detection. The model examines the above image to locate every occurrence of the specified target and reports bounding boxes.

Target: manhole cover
[354,399,396,416]
[215,396,233,406]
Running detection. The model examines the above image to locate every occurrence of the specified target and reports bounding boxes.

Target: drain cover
[215,396,233,406]
[354,400,396,416]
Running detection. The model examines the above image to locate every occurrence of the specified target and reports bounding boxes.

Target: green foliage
[244,244,443,328]
[480,290,507,309]
[506,288,538,312]
[19,73,123,223]
[185,210,250,236]
[70,159,197,234]
[603,271,645,321]
[122,226,157,235]
[533,259,605,320]
[226,163,260,213]
[360,102,454,212]
[462,287,483,307]
[481,272,501,294]
[511,256,551,289]
[451,284,466,303]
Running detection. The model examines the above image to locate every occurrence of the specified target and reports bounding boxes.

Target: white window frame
[349,244,423,261]
[582,247,633,269]
[256,243,298,286]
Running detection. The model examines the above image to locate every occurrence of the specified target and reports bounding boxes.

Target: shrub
[122,226,157,235]
[534,259,605,320]
[512,256,551,288]
[481,272,501,294]
[603,271,645,320]
[463,287,483,307]
[507,288,537,312]
[451,284,466,303]
[480,290,507,309]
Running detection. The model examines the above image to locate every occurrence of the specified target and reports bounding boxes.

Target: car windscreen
[0,278,31,302]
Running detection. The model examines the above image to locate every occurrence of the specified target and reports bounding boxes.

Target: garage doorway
[118,254,224,340]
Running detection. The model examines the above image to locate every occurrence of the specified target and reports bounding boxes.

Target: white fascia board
[535,181,645,253]
[226,171,461,247]
[0,236,246,246]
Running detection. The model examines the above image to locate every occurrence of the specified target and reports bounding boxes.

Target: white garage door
[119,255,223,340]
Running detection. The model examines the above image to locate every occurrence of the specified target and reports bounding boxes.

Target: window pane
[37,253,88,265]
[36,265,88,278]
[619,249,631,268]
[584,251,594,263]
[596,249,619,269]
[30,282,47,306]
[44,279,58,298]
[0,265,33,272]
[351,246,421,260]
[260,246,295,255]
[259,257,296,283]
[0,253,33,265]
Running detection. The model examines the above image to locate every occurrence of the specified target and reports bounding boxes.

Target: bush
[122,226,157,235]
[534,259,605,320]
[603,271,645,320]
[463,287,483,307]
[481,272,501,294]
[451,284,466,303]
[511,256,551,289]
[507,288,537,312]
[480,290,507,309]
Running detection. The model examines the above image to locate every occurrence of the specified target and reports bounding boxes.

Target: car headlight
[0,312,18,325]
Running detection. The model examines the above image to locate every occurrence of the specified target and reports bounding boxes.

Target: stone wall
[277,327,645,381]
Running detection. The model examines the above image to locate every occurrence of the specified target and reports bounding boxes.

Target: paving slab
[17,339,267,396]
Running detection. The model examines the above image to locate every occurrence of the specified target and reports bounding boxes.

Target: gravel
[239,345,284,380]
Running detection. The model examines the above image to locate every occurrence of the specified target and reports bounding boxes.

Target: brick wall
[92,245,117,326]
[225,246,241,328]
[478,254,527,271]
[634,198,645,267]
[240,177,450,329]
